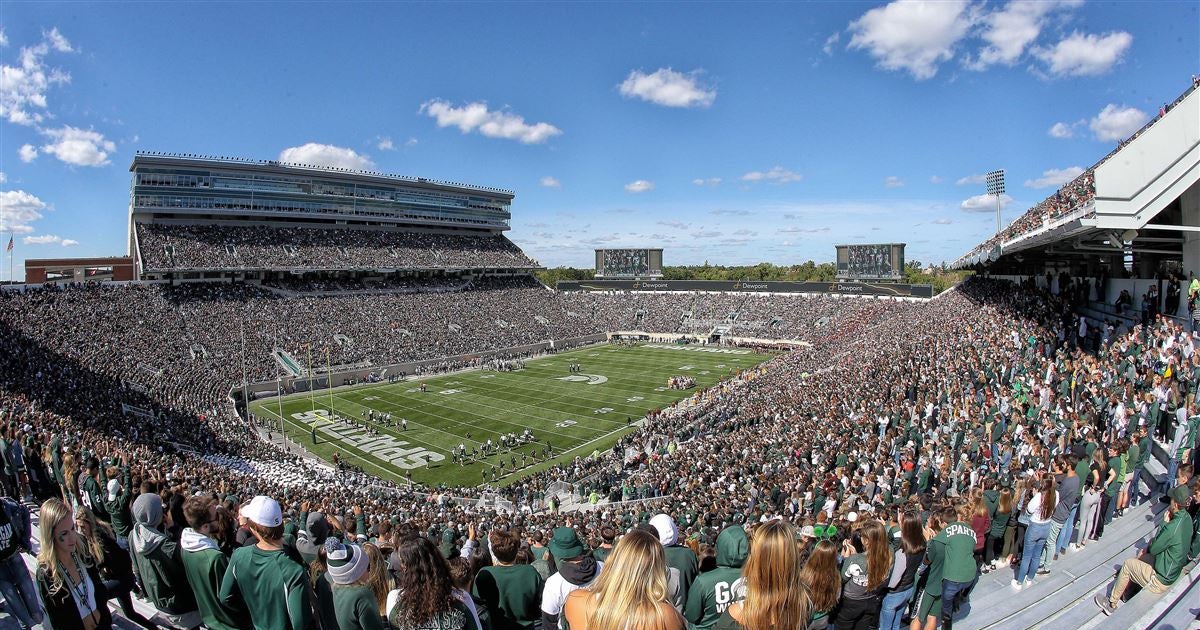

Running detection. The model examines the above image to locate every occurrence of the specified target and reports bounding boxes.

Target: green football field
[249,343,774,487]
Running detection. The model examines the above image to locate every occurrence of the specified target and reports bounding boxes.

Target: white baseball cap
[240,495,283,527]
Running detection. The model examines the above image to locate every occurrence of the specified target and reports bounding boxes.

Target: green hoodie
[181,528,250,630]
[982,489,1000,517]
[130,523,197,615]
[1149,511,1194,585]
[684,526,748,630]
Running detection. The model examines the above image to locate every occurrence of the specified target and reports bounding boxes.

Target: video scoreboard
[835,243,905,280]
[595,248,663,278]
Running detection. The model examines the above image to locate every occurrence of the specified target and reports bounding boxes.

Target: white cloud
[955,173,987,186]
[1089,104,1148,142]
[18,144,37,163]
[1024,166,1084,188]
[1034,31,1132,77]
[43,28,73,53]
[0,189,48,233]
[0,29,74,126]
[624,179,655,193]
[278,143,375,170]
[618,68,716,108]
[741,166,803,184]
[933,218,953,225]
[929,175,943,184]
[405,137,418,147]
[419,99,562,144]
[1048,121,1074,138]
[823,32,841,56]
[884,176,905,188]
[376,136,395,151]
[961,193,1013,212]
[0,29,7,47]
[0,172,6,183]
[61,238,78,246]
[657,220,689,229]
[692,177,722,186]
[967,0,1081,70]
[23,234,61,245]
[847,0,976,80]
[539,176,561,189]
[779,226,830,234]
[38,125,115,166]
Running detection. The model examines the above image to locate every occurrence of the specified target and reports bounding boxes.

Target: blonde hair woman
[362,543,391,618]
[36,498,112,630]
[75,507,158,630]
[716,519,813,630]
[564,528,684,630]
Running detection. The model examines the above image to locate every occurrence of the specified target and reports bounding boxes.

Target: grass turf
[250,343,773,487]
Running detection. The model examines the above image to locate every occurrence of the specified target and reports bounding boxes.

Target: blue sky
[0,1,1196,277]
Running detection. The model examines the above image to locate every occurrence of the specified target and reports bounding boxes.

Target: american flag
[5,236,11,253]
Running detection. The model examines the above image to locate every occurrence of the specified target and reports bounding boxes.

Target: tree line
[535,261,970,294]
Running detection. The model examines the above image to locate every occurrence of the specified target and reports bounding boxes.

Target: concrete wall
[1094,87,1200,229]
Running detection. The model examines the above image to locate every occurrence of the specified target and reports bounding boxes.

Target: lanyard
[58,552,99,624]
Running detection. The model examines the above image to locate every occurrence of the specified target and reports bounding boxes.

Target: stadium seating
[135,222,539,271]
[1,272,1196,630]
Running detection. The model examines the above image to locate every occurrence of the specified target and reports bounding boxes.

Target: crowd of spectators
[136,224,538,271]
[0,276,1198,630]
[562,291,899,341]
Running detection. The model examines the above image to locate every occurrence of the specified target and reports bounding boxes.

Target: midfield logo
[556,374,609,385]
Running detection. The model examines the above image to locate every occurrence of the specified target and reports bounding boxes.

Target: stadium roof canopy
[954,84,1200,276]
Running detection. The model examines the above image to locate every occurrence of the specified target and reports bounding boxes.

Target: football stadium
[0,5,1198,630]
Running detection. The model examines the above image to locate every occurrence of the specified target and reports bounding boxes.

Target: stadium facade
[127,152,525,279]
[955,83,1200,282]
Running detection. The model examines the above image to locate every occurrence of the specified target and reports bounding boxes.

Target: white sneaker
[1011,579,1023,590]
[1069,543,1081,552]
[1024,579,1036,588]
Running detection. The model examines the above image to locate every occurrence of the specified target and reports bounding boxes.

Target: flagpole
[240,320,249,421]
[308,344,315,413]
[275,329,284,437]
[326,345,333,419]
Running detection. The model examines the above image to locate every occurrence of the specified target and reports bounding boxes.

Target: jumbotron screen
[835,243,905,280]
[595,248,663,278]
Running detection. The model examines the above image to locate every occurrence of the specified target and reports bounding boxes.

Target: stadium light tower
[986,169,1006,235]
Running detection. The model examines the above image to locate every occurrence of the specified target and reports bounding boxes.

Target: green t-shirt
[592,546,613,563]
[922,538,947,597]
[935,522,978,583]
[472,564,544,630]
[220,545,313,630]
[333,584,384,630]
[1106,456,1123,496]
[1074,458,1092,487]
[1126,444,1141,471]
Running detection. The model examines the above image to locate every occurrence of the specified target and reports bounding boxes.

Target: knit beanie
[325,539,369,585]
